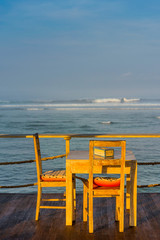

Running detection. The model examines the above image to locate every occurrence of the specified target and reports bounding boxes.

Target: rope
[0,154,66,165]
[41,154,66,161]
[0,160,35,165]
[137,183,160,188]
[138,162,160,165]
[0,183,37,188]
[0,159,159,166]
[0,183,160,188]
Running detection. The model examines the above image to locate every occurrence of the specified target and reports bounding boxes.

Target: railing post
[64,137,71,156]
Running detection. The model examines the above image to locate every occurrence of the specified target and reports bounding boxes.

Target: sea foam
[92,98,140,103]
[92,98,121,103]
[26,108,44,111]
[101,121,112,124]
[121,98,140,102]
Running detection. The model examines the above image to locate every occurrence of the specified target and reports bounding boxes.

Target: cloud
[5,1,91,20]
[3,0,125,22]
[122,72,132,77]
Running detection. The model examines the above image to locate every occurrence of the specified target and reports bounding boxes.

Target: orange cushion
[93,177,120,187]
[93,183,99,189]
[41,170,66,182]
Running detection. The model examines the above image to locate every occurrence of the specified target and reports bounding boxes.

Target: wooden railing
[0,133,160,189]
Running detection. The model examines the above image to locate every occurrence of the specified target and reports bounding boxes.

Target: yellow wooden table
[66,150,137,227]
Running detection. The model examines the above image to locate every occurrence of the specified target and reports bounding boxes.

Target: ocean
[0,97,160,193]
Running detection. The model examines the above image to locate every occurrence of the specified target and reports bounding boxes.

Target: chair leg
[119,195,124,232]
[83,184,88,222]
[89,190,93,233]
[115,196,120,221]
[35,185,42,221]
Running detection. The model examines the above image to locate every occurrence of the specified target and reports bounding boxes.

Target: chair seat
[81,178,120,190]
[93,177,120,187]
[76,176,120,188]
[41,170,66,182]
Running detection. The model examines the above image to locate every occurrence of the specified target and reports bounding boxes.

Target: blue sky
[0,0,160,100]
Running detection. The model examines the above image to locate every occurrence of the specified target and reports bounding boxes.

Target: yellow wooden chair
[82,140,126,233]
[33,133,76,221]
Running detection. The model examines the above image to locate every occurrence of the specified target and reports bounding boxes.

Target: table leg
[66,161,73,226]
[129,161,137,226]
[72,174,76,221]
[126,174,130,210]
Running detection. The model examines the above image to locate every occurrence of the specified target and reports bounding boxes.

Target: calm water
[0,98,160,193]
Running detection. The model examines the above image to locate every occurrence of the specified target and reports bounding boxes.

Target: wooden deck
[0,193,160,240]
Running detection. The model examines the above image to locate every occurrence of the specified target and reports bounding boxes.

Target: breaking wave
[1,98,160,112]
[26,108,45,111]
[100,121,113,124]
[121,98,140,103]
[92,98,140,103]
[93,98,121,103]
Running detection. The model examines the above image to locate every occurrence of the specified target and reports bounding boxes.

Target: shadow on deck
[0,193,160,240]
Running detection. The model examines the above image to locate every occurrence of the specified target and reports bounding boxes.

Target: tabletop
[67,150,136,160]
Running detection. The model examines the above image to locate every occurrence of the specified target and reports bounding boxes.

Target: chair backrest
[89,140,126,191]
[33,133,42,183]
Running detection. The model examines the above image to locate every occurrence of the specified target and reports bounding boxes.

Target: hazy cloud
[122,72,132,77]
